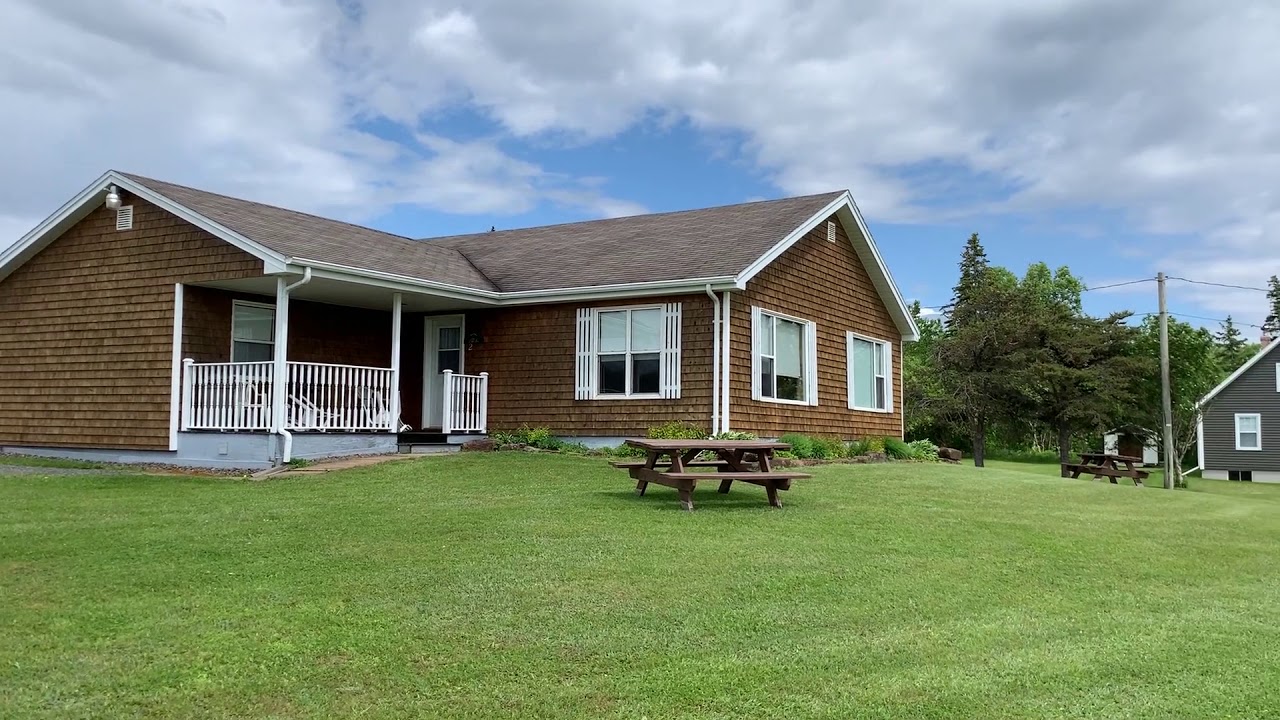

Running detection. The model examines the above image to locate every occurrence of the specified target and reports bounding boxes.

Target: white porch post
[390,292,403,432]
[168,283,185,450]
[441,369,454,434]
[271,277,290,435]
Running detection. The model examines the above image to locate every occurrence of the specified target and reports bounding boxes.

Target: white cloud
[1,0,1278,325]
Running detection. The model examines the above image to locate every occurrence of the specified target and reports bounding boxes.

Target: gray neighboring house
[1197,339,1280,483]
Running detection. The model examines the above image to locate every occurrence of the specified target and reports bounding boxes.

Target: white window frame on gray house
[751,306,818,406]
[846,332,893,413]
[1235,413,1262,451]
[230,300,276,363]
[575,304,681,400]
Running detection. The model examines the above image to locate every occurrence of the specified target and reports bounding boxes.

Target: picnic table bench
[612,438,811,511]
[1062,451,1150,486]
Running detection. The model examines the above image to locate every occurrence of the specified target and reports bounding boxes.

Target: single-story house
[0,171,918,469]
[1102,427,1159,466]
[1197,338,1280,482]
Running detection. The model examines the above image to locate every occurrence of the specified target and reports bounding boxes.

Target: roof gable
[1199,340,1280,406]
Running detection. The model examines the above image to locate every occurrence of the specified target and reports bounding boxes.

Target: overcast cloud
[1,0,1277,319]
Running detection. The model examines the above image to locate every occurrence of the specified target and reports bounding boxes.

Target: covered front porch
[175,271,493,463]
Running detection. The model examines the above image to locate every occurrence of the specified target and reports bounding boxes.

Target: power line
[1136,311,1266,329]
[1083,277,1157,292]
[1166,277,1270,293]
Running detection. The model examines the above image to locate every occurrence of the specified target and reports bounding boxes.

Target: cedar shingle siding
[0,197,263,449]
[730,214,904,439]
[1202,353,1280,473]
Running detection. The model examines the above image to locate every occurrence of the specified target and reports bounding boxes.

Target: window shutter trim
[846,332,856,410]
[805,320,819,406]
[884,340,894,413]
[575,308,595,400]
[750,306,762,400]
[660,303,682,399]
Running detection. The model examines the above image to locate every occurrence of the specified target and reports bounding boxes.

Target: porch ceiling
[194,276,491,312]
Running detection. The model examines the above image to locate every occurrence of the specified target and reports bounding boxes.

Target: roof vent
[116,206,134,231]
[826,220,836,243]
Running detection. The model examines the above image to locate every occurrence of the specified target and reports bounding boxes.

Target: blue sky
[1,0,1277,333]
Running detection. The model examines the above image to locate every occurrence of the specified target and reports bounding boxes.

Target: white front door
[422,315,465,429]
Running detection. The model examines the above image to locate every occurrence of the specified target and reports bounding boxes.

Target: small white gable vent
[826,220,837,243]
[115,205,134,231]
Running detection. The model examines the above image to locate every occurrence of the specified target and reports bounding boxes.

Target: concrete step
[397,443,460,455]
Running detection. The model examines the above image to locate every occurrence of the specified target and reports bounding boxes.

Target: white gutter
[721,290,731,432]
[705,285,721,435]
[275,267,312,463]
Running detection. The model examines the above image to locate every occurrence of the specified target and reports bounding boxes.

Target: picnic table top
[623,438,791,451]
[1078,451,1143,463]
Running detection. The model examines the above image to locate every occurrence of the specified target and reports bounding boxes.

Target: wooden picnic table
[1062,451,1150,486]
[611,439,811,511]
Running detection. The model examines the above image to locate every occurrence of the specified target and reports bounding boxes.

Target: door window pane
[438,326,461,351]
[599,356,626,394]
[598,311,627,353]
[630,309,662,352]
[632,353,660,394]
[438,349,461,374]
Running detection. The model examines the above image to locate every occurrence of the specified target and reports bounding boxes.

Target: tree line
[904,234,1276,486]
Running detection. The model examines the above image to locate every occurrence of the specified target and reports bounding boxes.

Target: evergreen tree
[1214,316,1252,372]
[947,233,989,329]
[1265,275,1280,338]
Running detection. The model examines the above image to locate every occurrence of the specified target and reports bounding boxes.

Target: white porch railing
[181,359,396,432]
[181,361,275,431]
[441,370,489,434]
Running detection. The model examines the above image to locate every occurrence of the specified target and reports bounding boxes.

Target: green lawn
[0,454,106,470]
[2,455,1278,719]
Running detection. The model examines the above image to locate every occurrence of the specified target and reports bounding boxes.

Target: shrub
[647,421,708,440]
[711,430,757,441]
[884,437,914,460]
[987,448,1060,464]
[847,438,872,457]
[811,437,849,459]
[490,425,564,451]
[865,436,887,454]
[907,439,941,462]
[779,432,816,459]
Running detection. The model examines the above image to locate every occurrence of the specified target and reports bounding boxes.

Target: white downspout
[705,285,721,435]
[274,267,312,463]
[721,291,731,432]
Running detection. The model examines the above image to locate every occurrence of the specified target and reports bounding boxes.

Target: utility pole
[1158,272,1176,489]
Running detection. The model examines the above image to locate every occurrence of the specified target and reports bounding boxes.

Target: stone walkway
[0,464,109,477]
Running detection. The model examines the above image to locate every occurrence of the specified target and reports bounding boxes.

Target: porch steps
[396,431,476,455]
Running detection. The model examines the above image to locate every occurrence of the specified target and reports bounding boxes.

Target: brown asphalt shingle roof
[125,172,843,294]
[424,192,843,292]
[123,174,498,292]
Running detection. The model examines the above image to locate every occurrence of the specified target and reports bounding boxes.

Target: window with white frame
[751,307,818,405]
[231,301,275,362]
[1235,413,1262,451]
[575,304,681,399]
[847,333,893,412]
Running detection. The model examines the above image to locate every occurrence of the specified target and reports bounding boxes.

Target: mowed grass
[2,455,1278,719]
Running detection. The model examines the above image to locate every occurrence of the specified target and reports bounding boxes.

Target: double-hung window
[847,333,893,412]
[751,307,818,405]
[231,301,275,362]
[575,304,682,399]
[1235,413,1262,451]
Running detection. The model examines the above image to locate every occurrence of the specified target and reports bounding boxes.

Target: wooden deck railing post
[441,369,454,434]
[479,372,489,434]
